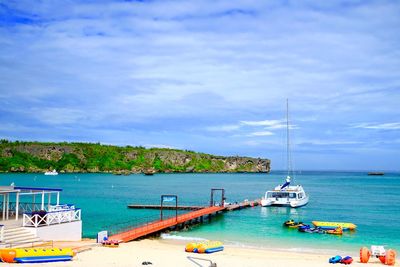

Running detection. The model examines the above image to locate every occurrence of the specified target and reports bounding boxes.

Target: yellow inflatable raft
[185,241,223,254]
[0,248,74,263]
[312,221,357,230]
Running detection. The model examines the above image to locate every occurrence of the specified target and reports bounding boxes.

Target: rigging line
[286,99,294,182]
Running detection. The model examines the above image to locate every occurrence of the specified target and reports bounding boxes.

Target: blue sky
[0,0,399,171]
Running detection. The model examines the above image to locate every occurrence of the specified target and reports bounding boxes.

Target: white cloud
[206,119,288,134]
[206,124,241,132]
[240,120,298,130]
[241,119,283,127]
[352,122,400,130]
[297,140,363,146]
[143,144,178,149]
[247,131,275,137]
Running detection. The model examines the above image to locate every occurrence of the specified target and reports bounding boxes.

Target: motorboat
[44,169,58,175]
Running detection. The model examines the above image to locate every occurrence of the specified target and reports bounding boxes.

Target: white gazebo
[0,186,62,221]
[0,185,82,242]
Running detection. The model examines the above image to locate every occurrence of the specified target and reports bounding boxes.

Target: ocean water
[1,171,399,253]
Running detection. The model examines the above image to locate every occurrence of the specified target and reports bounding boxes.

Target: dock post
[160,195,163,220]
[222,189,225,206]
[210,188,225,207]
[160,195,178,221]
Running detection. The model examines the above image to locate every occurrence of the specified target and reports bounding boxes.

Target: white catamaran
[261,100,309,208]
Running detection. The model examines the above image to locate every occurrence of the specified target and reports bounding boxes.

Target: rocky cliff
[0,141,270,174]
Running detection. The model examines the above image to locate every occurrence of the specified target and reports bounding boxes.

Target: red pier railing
[109,206,225,242]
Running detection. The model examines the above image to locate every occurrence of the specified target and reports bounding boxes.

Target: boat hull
[261,196,309,208]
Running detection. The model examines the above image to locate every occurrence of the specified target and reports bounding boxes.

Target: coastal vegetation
[0,140,270,174]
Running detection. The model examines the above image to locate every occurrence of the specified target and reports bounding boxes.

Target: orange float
[197,244,207,253]
[185,243,196,252]
[360,247,370,263]
[0,249,17,263]
[385,249,396,266]
[327,226,343,235]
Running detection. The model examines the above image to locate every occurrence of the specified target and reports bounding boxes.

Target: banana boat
[312,221,357,230]
[0,248,74,263]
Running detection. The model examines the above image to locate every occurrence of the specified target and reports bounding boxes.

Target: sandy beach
[6,239,397,267]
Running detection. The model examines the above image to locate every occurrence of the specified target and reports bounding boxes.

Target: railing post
[0,225,4,242]
[41,191,45,210]
[15,193,20,221]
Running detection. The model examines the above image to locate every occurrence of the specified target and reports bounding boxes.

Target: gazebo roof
[14,186,63,192]
[0,186,20,194]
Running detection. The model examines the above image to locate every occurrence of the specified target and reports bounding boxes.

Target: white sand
[5,239,399,267]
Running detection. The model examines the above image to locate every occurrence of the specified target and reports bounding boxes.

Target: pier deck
[110,206,225,242]
[127,204,203,210]
[110,188,260,243]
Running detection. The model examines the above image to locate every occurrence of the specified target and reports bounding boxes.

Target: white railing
[23,208,81,228]
[3,202,45,216]
[0,225,4,242]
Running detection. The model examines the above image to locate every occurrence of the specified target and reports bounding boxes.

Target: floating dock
[127,204,203,210]
[225,199,261,211]
[109,189,260,243]
[367,172,384,176]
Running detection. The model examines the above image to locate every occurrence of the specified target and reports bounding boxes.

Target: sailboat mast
[286,99,291,177]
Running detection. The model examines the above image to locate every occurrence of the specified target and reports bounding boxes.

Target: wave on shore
[161,233,350,255]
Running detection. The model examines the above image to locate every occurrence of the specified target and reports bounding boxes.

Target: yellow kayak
[312,221,357,230]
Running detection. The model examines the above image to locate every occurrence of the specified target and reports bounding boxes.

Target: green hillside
[0,140,270,174]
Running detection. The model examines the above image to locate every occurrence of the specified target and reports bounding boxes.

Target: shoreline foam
[160,233,354,255]
[20,239,396,267]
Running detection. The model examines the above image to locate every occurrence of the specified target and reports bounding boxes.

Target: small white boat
[44,169,58,176]
[261,100,309,208]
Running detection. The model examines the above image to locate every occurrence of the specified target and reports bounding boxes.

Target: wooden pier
[109,206,225,242]
[127,204,203,210]
[109,189,261,243]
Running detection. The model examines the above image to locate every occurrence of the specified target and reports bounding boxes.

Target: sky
[0,0,399,171]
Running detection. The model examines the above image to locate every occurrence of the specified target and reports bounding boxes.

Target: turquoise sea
[1,171,399,253]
